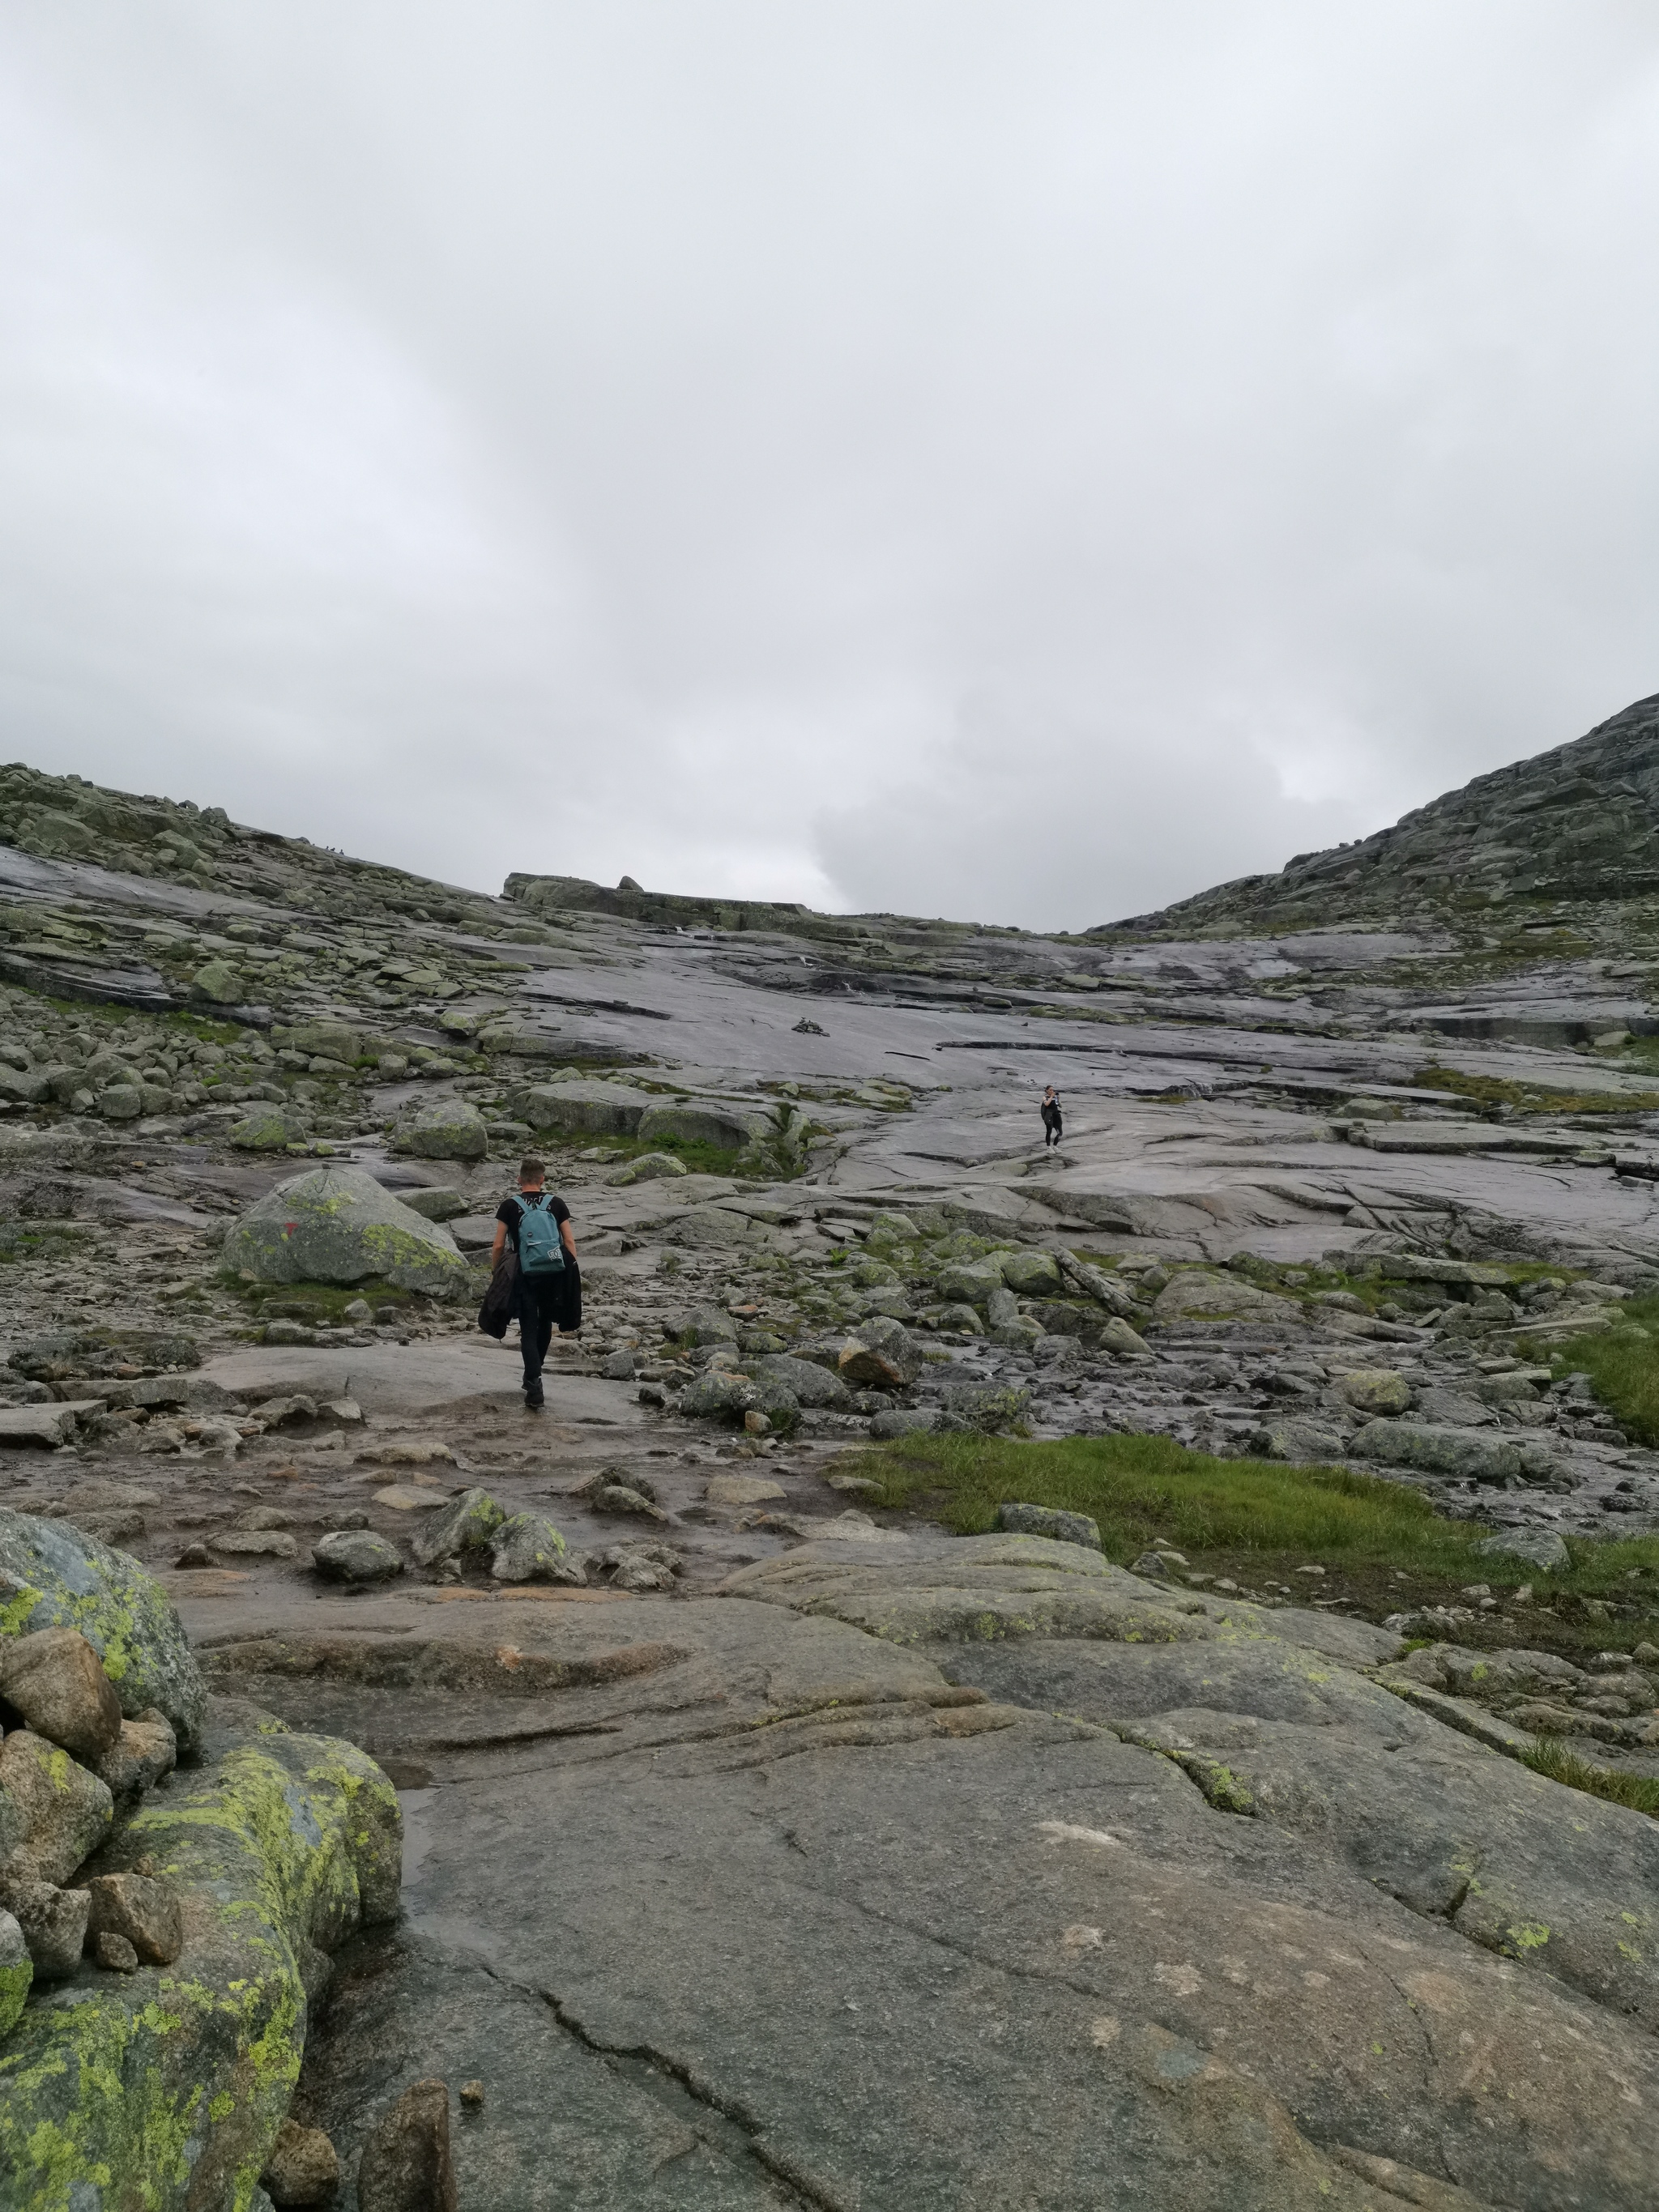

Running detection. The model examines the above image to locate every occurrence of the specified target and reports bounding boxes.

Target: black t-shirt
[497,1191,571,1253]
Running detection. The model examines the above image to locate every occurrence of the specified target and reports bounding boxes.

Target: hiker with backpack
[490,1155,580,1409]
[1040,1085,1064,1149]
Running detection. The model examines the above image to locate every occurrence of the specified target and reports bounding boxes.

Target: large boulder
[0,1627,122,1764]
[751,1355,852,1411]
[933,1259,1006,1307]
[0,1706,400,2211]
[221,1165,473,1300]
[1151,1270,1300,1325]
[838,1317,923,1389]
[637,1100,771,1151]
[1354,1421,1558,1485]
[0,1510,206,1750]
[508,1079,645,1138]
[391,1097,488,1161]
[229,1106,311,1151]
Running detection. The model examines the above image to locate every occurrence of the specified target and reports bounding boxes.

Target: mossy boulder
[228,1107,310,1152]
[222,1166,471,1301]
[188,959,245,1007]
[637,1100,770,1150]
[507,1079,645,1138]
[0,1703,400,2212]
[390,1097,488,1161]
[0,1512,206,1752]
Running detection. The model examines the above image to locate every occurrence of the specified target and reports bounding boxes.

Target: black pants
[1042,1106,1063,1147]
[514,1272,572,1387]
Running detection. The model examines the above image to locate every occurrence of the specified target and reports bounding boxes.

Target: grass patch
[836,1430,1659,1658]
[1520,1737,1659,1818]
[847,1430,1493,1574]
[1522,1295,1659,1447]
[231,1276,420,1323]
[1414,1063,1659,1117]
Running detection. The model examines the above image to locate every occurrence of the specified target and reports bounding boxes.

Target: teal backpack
[515,1193,566,1277]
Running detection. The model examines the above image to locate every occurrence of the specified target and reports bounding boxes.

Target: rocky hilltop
[2,715,1659,2206]
[1116,688,1659,936]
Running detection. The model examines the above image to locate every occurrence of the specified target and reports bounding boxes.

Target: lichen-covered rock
[0,1627,123,1765]
[0,1707,401,2212]
[222,1164,472,1299]
[262,2116,340,2206]
[0,1728,113,1885]
[391,1096,488,1161]
[998,1249,1063,1295]
[411,1487,505,1569]
[605,1150,688,1186]
[488,1514,579,1584]
[0,1909,29,2035]
[1355,1421,1558,1485]
[637,1099,770,1150]
[0,1879,89,1980]
[313,1530,404,1583]
[838,1317,923,1389]
[508,1078,646,1137]
[996,1502,1102,1550]
[752,1355,852,1410]
[1335,1368,1412,1416]
[229,1107,311,1151]
[0,1511,207,1751]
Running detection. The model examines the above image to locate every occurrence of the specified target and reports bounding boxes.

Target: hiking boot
[523,1381,544,1410]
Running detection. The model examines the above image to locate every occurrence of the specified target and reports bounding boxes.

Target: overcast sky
[2,6,1656,931]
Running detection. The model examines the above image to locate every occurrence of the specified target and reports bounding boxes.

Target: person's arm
[561,1218,578,1261]
[492,1222,507,1266]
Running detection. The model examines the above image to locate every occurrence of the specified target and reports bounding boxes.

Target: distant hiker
[1041,1085,1063,1149]
[491,1155,580,1410]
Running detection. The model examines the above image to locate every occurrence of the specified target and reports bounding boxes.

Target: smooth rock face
[0,1625,123,1763]
[222,1164,472,1298]
[357,2078,458,2212]
[0,1726,114,1884]
[313,1529,405,1583]
[704,1473,786,1507]
[636,1100,769,1151]
[509,1079,646,1137]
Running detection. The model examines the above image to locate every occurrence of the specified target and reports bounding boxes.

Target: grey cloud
[1,2,1655,927]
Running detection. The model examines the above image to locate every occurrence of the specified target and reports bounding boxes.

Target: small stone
[743,1409,772,1435]
[603,1349,638,1379]
[0,1626,123,1763]
[706,1473,786,1507]
[94,1929,139,1973]
[357,2078,458,2212]
[1336,1368,1412,1416]
[459,2081,485,2108]
[1130,1550,1174,1579]
[343,1298,374,1323]
[175,1542,212,1568]
[209,1528,299,1559]
[312,1529,404,1583]
[996,1502,1102,1551]
[262,2116,341,2206]
[84,1869,184,1965]
[95,1711,178,1801]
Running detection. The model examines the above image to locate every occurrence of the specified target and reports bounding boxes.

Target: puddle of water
[399,1786,437,1890]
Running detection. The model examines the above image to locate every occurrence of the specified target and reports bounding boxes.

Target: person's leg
[516,1275,545,1401]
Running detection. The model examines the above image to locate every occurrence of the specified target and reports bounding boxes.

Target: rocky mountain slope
[1115,688,1659,936]
[3,713,1659,2206]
